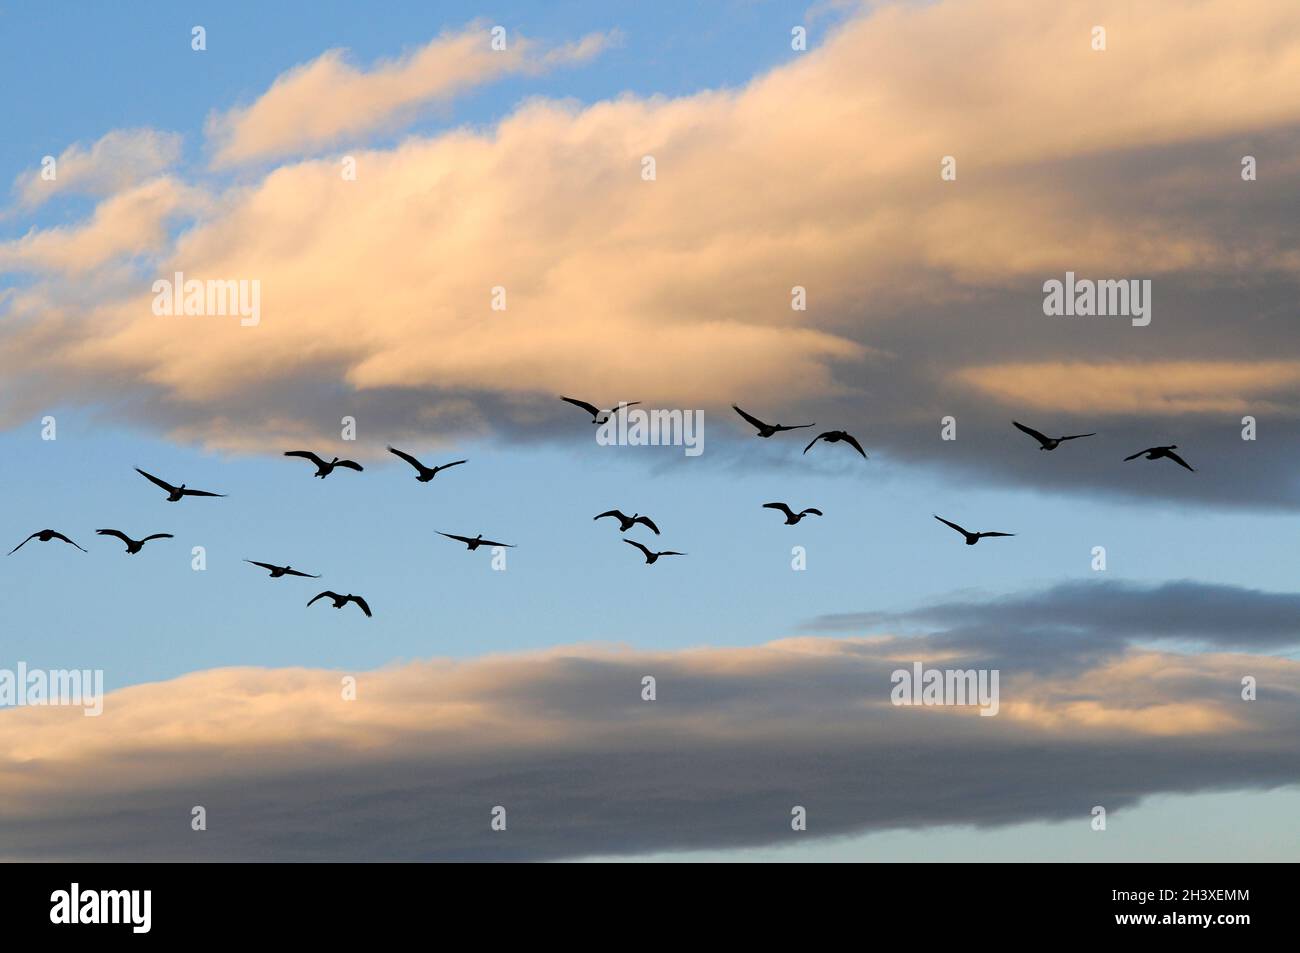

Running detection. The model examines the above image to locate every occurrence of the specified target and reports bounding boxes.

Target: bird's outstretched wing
[775,422,815,432]
[180,487,226,497]
[283,567,321,578]
[388,446,425,471]
[96,529,131,544]
[840,432,869,458]
[349,595,373,617]
[1012,421,1051,445]
[435,460,467,472]
[478,538,515,548]
[561,396,601,417]
[732,405,769,432]
[1122,449,1147,461]
[136,468,177,493]
[1165,450,1195,472]
[763,502,795,518]
[307,591,341,607]
[245,560,279,572]
[1058,432,1096,441]
[439,532,475,545]
[659,551,685,557]
[335,460,364,472]
[624,539,653,559]
[7,533,38,555]
[803,433,827,454]
[634,515,661,535]
[285,450,326,467]
[49,532,87,552]
[933,515,969,536]
[141,533,175,543]
[594,510,627,523]
[977,532,1016,538]
[801,508,824,517]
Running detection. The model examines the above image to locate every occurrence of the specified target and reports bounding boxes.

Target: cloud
[0,632,1294,860]
[2,0,1300,509]
[206,24,615,167]
[7,128,182,211]
[0,178,204,274]
[805,579,1300,668]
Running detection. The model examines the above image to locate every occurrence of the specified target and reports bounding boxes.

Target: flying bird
[1013,421,1097,451]
[594,510,661,535]
[933,515,1015,546]
[732,405,815,438]
[803,430,868,459]
[284,450,364,478]
[245,560,320,578]
[560,396,642,425]
[762,502,823,525]
[8,530,87,555]
[387,446,467,482]
[1123,445,1195,471]
[96,529,173,554]
[438,532,516,551]
[136,468,226,502]
[623,539,685,564]
[307,591,372,617]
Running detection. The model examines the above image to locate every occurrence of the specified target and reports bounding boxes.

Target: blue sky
[0,0,1297,862]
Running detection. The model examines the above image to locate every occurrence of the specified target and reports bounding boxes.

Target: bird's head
[179,483,187,490]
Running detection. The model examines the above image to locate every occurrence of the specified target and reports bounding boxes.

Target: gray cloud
[0,630,1294,860]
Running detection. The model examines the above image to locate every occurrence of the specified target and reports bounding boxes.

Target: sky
[0,0,1298,861]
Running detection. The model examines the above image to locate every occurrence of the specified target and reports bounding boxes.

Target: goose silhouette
[245,560,320,578]
[732,405,814,438]
[594,510,660,534]
[804,430,868,459]
[561,396,641,425]
[136,468,226,502]
[96,529,173,554]
[763,502,823,525]
[624,539,685,564]
[933,515,1015,546]
[1123,445,1195,471]
[284,450,364,478]
[8,529,87,555]
[439,532,515,551]
[307,591,372,616]
[387,446,466,482]
[1013,421,1096,451]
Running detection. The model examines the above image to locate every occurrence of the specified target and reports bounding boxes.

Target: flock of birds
[8,397,1197,615]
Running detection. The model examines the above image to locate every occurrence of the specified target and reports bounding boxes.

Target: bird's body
[732,405,814,438]
[594,510,661,534]
[284,450,364,478]
[439,532,515,551]
[763,502,823,525]
[387,446,466,482]
[1013,421,1096,451]
[307,590,372,616]
[96,529,173,554]
[933,515,1015,546]
[561,396,641,425]
[624,539,685,564]
[1123,445,1195,471]
[136,468,225,502]
[8,529,87,555]
[804,430,868,458]
[245,560,320,578]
